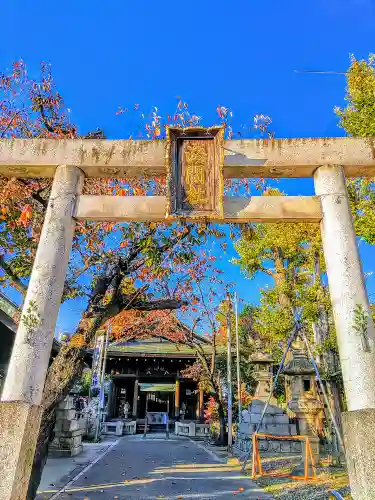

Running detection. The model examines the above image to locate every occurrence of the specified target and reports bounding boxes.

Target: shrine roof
[0,292,61,354]
[107,336,217,358]
[0,292,20,332]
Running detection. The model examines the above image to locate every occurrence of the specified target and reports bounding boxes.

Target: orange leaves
[133,187,145,196]
[103,290,114,305]
[108,309,186,344]
[102,222,116,232]
[19,204,32,226]
[120,241,129,248]
[238,384,252,407]
[116,186,145,197]
[69,333,86,348]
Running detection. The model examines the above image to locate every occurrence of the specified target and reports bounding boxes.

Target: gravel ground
[199,443,351,499]
[252,456,351,499]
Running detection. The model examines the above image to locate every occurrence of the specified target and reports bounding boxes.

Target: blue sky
[1,0,375,333]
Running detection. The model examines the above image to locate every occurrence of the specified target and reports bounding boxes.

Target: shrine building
[103,335,212,426]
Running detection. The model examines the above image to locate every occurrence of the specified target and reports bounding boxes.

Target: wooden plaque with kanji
[166,127,224,219]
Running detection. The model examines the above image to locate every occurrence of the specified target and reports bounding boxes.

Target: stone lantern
[283,336,323,464]
[250,348,276,405]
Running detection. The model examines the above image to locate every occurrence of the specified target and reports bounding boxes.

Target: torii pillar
[0,165,83,500]
[314,165,375,499]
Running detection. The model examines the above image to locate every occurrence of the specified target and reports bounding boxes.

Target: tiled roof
[0,291,60,353]
[0,292,19,324]
[107,337,218,357]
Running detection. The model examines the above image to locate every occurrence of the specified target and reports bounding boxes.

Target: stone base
[0,401,43,500]
[342,408,375,500]
[54,428,83,438]
[287,436,319,478]
[307,436,320,466]
[49,445,83,457]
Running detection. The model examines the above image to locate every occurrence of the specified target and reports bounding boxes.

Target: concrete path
[37,438,118,495]
[36,434,273,500]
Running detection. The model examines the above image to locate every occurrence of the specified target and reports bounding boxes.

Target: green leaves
[335,55,375,245]
[353,303,371,352]
[21,300,40,339]
[347,178,375,245]
[232,191,333,358]
[335,55,375,137]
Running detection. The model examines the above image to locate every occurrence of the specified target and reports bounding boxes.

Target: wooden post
[0,165,83,500]
[165,408,169,440]
[256,437,262,475]
[304,438,309,480]
[199,388,204,420]
[251,434,256,479]
[106,380,114,419]
[175,379,180,417]
[227,305,233,452]
[132,379,139,418]
[143,395,149,440]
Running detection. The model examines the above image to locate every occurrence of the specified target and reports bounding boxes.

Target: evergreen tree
[335,54,375,244]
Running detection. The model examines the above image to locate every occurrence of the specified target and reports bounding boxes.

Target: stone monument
[250,350,277,404]
[49,396,83,457]
[283,337,324,464]
[234,399,300,458]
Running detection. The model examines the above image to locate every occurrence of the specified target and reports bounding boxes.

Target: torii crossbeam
[0,132,374,500]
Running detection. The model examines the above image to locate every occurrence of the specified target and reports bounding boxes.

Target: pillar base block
[0,401,43,500]
[342,408,375,499]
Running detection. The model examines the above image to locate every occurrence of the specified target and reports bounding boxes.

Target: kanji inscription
[166,127,224,219]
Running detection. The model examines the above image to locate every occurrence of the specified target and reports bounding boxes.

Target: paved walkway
[37,434,273,500]
[37,439,116,494]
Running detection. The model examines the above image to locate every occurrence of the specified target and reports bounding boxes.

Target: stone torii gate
[0,130,375,500]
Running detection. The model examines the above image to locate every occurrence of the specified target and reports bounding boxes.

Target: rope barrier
[241,310,345,474]
[241,315,302,472]
[329,491,344,500]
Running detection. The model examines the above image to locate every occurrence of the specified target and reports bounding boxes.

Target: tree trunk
[27,409,57,500]
[273,248,290,309]
[27,291,185,498]
[328,379,343,431]
[27,344,86,499]
[216,398,227,446]
[192,347,226,446]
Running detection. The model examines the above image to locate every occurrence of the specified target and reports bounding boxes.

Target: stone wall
[233,399,302,458]
[49,396,83,457]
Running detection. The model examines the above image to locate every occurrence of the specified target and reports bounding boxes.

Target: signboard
[146,412,168,424]
[91,332,105,390]
[166,127,224,220]
[139,383,175,392]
